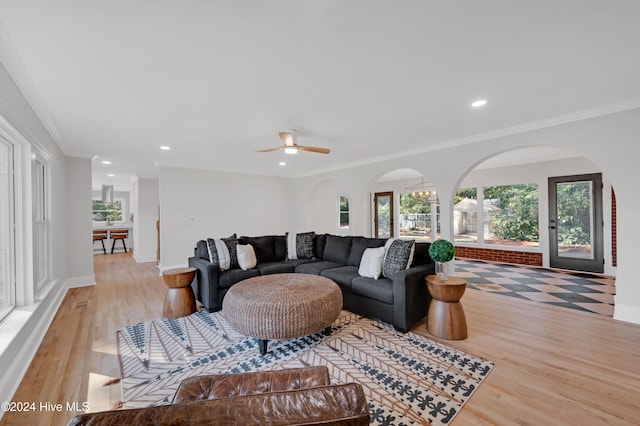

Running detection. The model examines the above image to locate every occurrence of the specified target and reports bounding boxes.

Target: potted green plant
[428,239,455,281]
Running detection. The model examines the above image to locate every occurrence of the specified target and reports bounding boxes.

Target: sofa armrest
[68,383,370,426]
[188,256,221,312]
[173,366,331,402]
[391,263,435,332]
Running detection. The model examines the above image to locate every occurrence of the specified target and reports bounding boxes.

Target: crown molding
[0,23,63,149]
[296,97,640,178]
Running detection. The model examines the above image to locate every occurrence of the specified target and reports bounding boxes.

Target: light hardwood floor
[2,252,639,425]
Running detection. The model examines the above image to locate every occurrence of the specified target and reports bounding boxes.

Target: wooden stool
[110,229,129,253]
[426,275,468,340]
[163,267,197,318]
[93,230,108,254]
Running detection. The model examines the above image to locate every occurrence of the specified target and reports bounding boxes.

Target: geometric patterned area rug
[455,259,615,317]
[117,310,493,425]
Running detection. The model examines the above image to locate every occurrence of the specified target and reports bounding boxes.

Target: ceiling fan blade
[255,146,284,153]
[297,145,330,154]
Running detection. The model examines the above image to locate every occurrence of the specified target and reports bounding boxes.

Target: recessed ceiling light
[107,174,115,177]
[101,160,111,165]
[471,99,487,107]
[279,162,286,166]
[160,146,171,151]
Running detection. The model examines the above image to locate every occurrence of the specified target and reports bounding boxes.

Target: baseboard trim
[0,281,67,419]
[613,303,640,325]
[66,274,96,288]
[133,254,158,263]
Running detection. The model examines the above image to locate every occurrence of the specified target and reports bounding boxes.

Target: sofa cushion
[348,237,387,267]
[296,261,343,275]
[239,236,275,263]
[320,266,359,291]
[218,268,260,288]
[237,244,257,271]
[313,234,327,260]
[256,262,295,275]
[323,235,352,264]
[195,240,209,260]
[382,239,415,279]
[351,276,394,304]
[411,242,431,267]
[358,247,385,279]
[273,235,287,261]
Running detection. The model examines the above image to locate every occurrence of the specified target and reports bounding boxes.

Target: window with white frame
[0,136,15,321]
[338,195,350,229]
[32,153,51,292]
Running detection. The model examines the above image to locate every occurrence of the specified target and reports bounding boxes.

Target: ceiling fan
[256,129,330,155]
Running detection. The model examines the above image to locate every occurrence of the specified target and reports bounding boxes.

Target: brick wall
[455,246,542,266]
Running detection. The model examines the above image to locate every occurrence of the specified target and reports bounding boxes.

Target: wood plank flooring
[2,252,640,425]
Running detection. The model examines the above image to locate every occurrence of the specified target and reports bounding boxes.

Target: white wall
[66,157,94,285]
[294,108,640,324]
[158,166,295,271]
[132,177,159,263]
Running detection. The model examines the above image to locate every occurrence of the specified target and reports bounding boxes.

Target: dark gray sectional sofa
[188,233,435,332]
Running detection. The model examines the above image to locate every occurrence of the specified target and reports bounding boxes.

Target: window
[338,195,349,229]
[454,184,539,247]
[484,184,539,246]
[0,137,15,321]
[92,199,124,222]
[32,153,51,291]
[453,188,478,243]
[399,191,436,241]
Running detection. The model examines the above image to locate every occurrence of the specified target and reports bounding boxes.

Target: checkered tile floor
[455,259,616,317]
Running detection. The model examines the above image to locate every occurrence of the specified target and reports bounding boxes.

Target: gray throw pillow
[382,239,415,279]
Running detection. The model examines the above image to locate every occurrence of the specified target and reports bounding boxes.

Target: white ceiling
[1,1,639,190]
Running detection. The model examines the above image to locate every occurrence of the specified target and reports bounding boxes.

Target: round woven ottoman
[222,273,343,355]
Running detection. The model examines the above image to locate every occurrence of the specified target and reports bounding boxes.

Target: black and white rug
[117,310,493,425]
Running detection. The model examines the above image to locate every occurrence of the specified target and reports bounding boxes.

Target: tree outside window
[92,200,123,222]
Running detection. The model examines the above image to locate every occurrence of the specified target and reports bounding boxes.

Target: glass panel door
[374,191,393,238]
[548,174,603,273]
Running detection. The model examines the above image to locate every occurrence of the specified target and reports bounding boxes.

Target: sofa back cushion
[238,235,287,264]
[273,235,287,261]
[348,237,387,267]
[314,233,327,260]
[411,242,432,267]
[323,235,353,264]
[195,240,209,260]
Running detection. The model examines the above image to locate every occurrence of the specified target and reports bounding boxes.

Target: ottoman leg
[259,339,268,355]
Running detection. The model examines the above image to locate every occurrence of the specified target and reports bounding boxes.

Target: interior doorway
[548,173,604,273]
[374,191,393,238]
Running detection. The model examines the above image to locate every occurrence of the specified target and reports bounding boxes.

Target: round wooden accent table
[426,275,468,340]
[222,274,343,355]
[162,267,197,318]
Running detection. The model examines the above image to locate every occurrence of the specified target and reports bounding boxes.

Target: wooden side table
[163,267,197,318]
[426,275,468,340]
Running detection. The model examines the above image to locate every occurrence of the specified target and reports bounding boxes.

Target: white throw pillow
[286,232,298,260]
[236,244,257,271]
[358,247,385,280]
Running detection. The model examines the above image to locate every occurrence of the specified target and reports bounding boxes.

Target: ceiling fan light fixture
[284,147,298,155]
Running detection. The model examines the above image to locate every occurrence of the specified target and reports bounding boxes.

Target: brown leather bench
[67,366,370,425]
